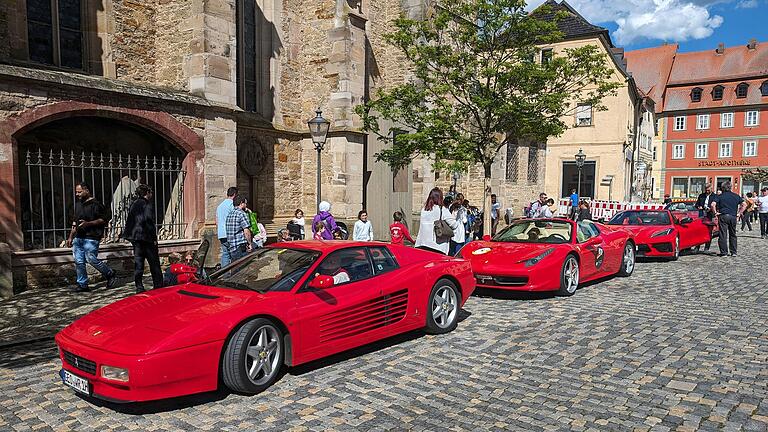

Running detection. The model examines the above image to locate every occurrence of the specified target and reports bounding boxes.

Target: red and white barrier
[557,199,664,221]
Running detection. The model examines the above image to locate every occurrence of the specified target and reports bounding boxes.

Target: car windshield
[202,248,320,293]
[493,220,572,244]
[608,211,670,226]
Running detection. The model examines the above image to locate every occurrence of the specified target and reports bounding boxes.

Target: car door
[674,213,708,249]
[293,247,389,362]
[575,221,603,280]
[367,246,422,336]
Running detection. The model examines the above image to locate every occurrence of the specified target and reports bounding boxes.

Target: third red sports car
[606,209,711,259]
[459,218,636,296]
[56,241,474,402]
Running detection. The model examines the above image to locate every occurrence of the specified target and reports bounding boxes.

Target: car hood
[462,241,559,270]
[610,225,672,239]
[59,284,264,355]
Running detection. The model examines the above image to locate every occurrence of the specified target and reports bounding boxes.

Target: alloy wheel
[623,243,635,274]
[431,285,458,329]
[564,257,579,294]
[245,325,281,386]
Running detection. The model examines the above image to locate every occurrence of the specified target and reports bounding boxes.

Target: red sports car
[606,209,711,259]
[56,241,475,402]
[664,200,699,220]
[459,218,635,296]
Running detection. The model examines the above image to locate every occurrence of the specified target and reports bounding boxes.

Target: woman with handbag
[415,187,458,255]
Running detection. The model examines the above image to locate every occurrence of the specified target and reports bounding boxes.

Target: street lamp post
[307,108,330,209]
[575,148,586,198]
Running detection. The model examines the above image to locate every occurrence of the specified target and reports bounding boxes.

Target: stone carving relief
[238,135,269,177]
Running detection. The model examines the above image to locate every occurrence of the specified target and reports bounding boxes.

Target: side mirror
[680,217,693,224]
[482,234,492,241]
[308,274,334,289]
[170,263,199,284]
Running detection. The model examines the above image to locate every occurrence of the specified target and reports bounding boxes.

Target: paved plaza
[1,233,767,431]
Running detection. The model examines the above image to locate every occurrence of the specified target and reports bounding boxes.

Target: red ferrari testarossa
[56,241,475,402]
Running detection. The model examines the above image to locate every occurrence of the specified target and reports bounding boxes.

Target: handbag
[434,208,454,244]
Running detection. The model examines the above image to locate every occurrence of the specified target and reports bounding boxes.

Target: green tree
[356,0,621,233]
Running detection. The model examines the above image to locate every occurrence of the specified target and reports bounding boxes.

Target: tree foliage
[355,0,622,178]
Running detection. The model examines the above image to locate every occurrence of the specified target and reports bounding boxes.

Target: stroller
[286,221,304,240]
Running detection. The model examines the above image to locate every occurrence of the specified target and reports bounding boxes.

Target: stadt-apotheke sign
[697,159,751,167]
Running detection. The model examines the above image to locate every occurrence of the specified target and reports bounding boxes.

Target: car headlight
[100,365,129,382]
[650,228,674,238]
[524,248,554,267]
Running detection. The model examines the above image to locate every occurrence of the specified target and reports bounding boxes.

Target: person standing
[757,187,768,239]
[741,192,755,232]
[490,194,501,235]
[122,184,163,293]
[312,201,338,240]
[415,187,458,254]
[389,211,414,245]
[569,188,579,220]
[449,200,467,256]
[66,182,117,293]
[216,187,237,268]
[225,195,253,261]
[695,184,714,218]
[353,210,374,241]
[576,201,592,222]
[710,181,746,257]
[530,193,553,218]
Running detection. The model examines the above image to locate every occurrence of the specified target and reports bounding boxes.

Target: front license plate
[60,369,90,395]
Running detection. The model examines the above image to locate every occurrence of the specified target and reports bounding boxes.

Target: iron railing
[21,149,186,250]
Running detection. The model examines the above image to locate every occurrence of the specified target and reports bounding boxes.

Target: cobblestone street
[1,234,767,431]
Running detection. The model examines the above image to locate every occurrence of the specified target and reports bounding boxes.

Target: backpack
[433,208,454,244]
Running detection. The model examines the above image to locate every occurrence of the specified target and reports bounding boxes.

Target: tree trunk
[483,163,492,237]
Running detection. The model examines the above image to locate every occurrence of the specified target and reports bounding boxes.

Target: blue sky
[528,0,768,53]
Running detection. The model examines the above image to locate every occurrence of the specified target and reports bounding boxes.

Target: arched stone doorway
[17,117,186,250]
[0,102,205,251]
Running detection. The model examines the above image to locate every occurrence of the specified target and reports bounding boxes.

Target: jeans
[219,238,232,268]
[72,238,113,289]
[229,243,250,262]
[131,241,163,290]
[760,213,768,237]
[449,240,465,257]
[718,214,738,255]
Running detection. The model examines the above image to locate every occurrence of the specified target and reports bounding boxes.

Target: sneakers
[106,271,118,289]
[72,285,90,293]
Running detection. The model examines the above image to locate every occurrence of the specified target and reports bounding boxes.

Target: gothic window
[26,0,84,69]
[237,0,276,117]
[761,81,768,97]
[712,85,724,100]
[691,87,702,102]
[505,140,519,182]
[527,144,538,184]
[736,83,749,98]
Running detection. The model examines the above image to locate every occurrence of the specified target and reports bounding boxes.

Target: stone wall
[111,0,158,83]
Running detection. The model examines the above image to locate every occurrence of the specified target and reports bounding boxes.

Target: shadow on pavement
[77,388,231,415]
[473,288,557,301]
[0,339,60,370]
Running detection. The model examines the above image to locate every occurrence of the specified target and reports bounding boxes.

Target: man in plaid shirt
[226,195,253,261]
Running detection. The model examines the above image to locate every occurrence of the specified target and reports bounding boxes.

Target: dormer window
[691,87,703,102]
[712,85,724,101]
[761,81,768,97]
[736,83,749,98]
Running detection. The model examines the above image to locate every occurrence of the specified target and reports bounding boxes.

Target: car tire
[670,235,680,261]
[222,318,284,395]
[557,255,579,296]
[425,279,460,334]
[617,242,635,277]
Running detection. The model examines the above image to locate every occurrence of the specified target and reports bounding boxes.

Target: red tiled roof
[668,43,768,85]
[664,79,768,111]
[625,44,678,107]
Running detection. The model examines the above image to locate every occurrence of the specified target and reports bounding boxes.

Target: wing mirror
[308,274,335,289]
[170,263,199,283]
[482,234,492,241]
[680,217,693,224]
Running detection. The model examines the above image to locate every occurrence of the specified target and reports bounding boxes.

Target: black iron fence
[21,149,186,250]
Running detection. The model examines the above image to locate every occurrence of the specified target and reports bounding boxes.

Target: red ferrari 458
[606,209,712,259]
[56,241,475,402]
[459,218,636,296]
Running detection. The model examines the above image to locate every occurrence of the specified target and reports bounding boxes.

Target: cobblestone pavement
[1,233,767,431]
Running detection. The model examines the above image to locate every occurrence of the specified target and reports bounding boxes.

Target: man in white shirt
[757,187,768,239]
[530,193,553,218]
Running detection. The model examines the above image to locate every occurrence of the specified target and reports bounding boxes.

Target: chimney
[716,43,725,55]
[747,39,757,50]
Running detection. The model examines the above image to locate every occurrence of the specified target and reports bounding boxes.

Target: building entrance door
[562,161,596,199]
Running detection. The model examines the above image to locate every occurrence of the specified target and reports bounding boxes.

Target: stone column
[187,0,237,105]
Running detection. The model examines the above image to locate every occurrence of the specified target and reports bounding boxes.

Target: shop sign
[697,160,751,167]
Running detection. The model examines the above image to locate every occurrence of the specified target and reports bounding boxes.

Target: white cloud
[736,0,758,8]
[526,0,726,46]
